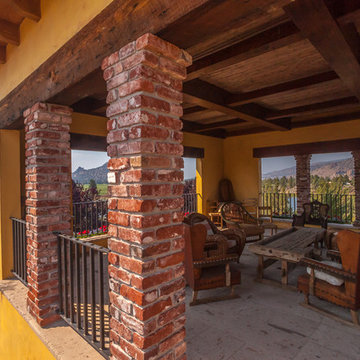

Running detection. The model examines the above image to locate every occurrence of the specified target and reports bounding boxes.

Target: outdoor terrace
[186,238,360,360]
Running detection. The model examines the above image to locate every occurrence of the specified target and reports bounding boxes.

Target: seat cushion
[306,260,344,286]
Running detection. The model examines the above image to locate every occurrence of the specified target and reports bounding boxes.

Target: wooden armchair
[183,212,246,261]
[220,201,265,242]
[298,230,360,325]
[184,223,241,305]
[293,200,329,229]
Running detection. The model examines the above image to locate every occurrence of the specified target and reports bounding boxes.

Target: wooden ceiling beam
[253,138,360,158]
[183,79,288,131]
[226,71,338,106]
[0,45,5,64]
[0,19,20,45]
[0,0,209,128]
[284,0,360,102]
[266,96,359,120]
[9,0,41,22]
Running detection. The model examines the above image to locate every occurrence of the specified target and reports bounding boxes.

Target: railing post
[103,33,191,360]
[295,154,312,215]
[352,150,360,226]
[24,103,72,326]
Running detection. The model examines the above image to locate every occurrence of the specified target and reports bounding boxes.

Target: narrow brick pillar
[24,103,72,326]
[295,154,312,214]
[102,33,191,360]
[352,151,360,226]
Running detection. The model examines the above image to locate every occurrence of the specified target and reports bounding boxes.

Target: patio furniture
[248,227,327,288]
[184,223,241,305]
[183,212,246,261]
[292,200,329,229]
[258,205,278,236]
[298,230,360,325]
[220,201,265,242]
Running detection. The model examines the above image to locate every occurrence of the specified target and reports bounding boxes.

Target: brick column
[102,33,191,360]
[352,151,360,226]
[24,103,72,326]
[295,154,312,214]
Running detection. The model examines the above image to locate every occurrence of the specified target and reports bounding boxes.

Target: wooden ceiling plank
[0,19,20,45]
[226,71,338,106]
[266,96,359,119]
[186,22,302,82]
[10,0,41,22]
[284,0,360,102]
[0,45,5,64]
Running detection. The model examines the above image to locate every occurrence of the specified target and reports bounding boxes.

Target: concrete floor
[185,239,360,360]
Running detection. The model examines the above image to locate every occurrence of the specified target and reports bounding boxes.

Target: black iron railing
[73,200,108,237]
[11,217,27,285]
[261,192,355,224]
[183,193,198,214]
[57,233,110,358]
[311,193,355,224]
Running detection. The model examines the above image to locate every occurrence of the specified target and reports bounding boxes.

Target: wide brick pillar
[295,154,312,214]
[102,33,191,360]
[352,151,360,226]
[24,103,72,326]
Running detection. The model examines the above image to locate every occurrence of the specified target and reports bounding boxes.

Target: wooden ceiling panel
[259,79,353,110]
[202,39,331,93]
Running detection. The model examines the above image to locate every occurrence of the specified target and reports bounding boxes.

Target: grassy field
[83,183,108,197]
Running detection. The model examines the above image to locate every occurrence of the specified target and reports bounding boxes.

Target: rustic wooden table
[248,227,327,288]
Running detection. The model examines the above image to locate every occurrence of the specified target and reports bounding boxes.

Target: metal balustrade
[261,192,355,224]
[11,217,27,285]
[57,233,110,358]
[73,200,108,237]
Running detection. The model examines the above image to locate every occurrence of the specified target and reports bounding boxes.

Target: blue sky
[72,150,197,179]
[261,152,352,175]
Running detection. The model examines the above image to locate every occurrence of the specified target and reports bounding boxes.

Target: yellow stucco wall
[71,112,107,136]
[224,119,360,201]
[0,0,113,101]
[0,130,21,280]
[0,292,54,360]
[183,133,224,214]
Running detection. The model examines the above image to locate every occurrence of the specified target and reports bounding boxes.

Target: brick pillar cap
[136,33,192,67]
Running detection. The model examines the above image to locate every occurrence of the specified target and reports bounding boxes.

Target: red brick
[159,329,186,354]
[133,297,172,321]
[129,125,169,140]
[123,50,159,71]
[156,225,184,240]
[117,79,155,97]
[133,323,174,349]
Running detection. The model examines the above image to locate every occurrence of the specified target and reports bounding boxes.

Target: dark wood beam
[0,0,209,128]
[0,45,5,64]
[226,71,338,106]
[186,22,302,81]
[70,133,107,152]
[292,110,360,129]
[183,146,204,158]
[8,0,41,22]
[183,79,288,130]
[285,0,360,102]
[253,138,360,158]
[195,118,244,132]
[71,97,106,114]
[0,19,20,45]
[266,96,359,119]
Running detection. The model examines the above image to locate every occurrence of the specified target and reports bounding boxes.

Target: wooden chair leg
[304,293,310,305]
[350,310,359,325]
[191,290,198,304]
